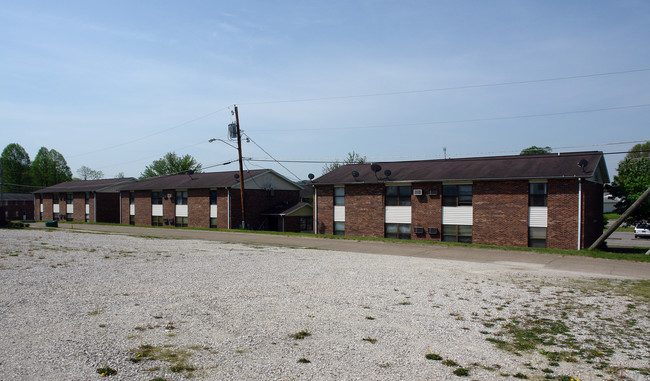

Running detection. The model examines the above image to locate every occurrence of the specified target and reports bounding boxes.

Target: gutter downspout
[227,188,231,230]
[577,178,582,250]
[119,192,122,224]
[94,192,97,223]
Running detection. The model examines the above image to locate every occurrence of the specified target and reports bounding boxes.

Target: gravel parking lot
[1,229,648,380]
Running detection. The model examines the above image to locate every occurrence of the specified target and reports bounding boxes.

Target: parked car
[635,223,650,238]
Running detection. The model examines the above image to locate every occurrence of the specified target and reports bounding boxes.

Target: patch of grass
[96,366,117,376]
[513,372,528,379]
[290,330,311,340]
[425,353,443,361]
[129,344,195,374]
[453,368,469,376]
[442,359,459,367]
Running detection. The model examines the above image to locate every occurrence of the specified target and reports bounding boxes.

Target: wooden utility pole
[234,105,246,229]
[588,185,650,250]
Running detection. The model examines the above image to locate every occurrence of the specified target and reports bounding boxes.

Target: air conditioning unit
[428,227,439,235]
[167,193,173,199]
[428,189,439,196]
[413,189,423,196]
[413,227,424,234]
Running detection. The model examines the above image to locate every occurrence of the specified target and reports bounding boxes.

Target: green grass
[290,330,312,340]
[35,220,650,262]
[129,344,195,374]
[96,366,117,376]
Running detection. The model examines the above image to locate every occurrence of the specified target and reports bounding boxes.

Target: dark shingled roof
[314,151,609,185]
[1,193,35,201]
[33,178,137,193]
[118,169,269,191]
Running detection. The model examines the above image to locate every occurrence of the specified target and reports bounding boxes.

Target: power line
[248,103,650,133]
[245,140,649,164]
[241,132,302,182]
[68,106,231,159]
[239,68,650,106]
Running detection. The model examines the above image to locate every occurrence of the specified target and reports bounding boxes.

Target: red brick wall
[411,182,442,240]
[547,179,579,249]
[4,199,35,220]
[473,180,529,247]
[346,184,385,238]
[73,192,85,221]
[216,189,229,228]
[120,191,130,224]
[161,190,175,225]
[316,186,333,234]
[188,188,209,228]
[134,190,152,226]
[43,196,53,220]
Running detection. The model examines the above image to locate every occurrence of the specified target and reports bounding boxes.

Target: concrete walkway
[29,222,650,279]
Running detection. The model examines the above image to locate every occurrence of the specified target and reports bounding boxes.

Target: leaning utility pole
[234,105,246,229]
[588,185,650,250]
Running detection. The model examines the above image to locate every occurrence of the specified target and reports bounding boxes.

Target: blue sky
[2,0,649,182]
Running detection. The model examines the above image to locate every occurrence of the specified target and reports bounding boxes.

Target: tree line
[1,143,203,193]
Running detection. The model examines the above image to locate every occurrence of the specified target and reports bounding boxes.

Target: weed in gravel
[297,358,311,363]
[513,372,528,379]
[442,359,458,367]
[425,353,442,361]
[129,344,195,374]
[398,301,411,305]
[96,366,117,376]
[87,310,101,316]
[290,330,311,340]
[453,367,469,376]
[366,316,375,320]
[362,337,377,344]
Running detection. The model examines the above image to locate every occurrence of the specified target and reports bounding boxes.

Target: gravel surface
[0,228,648,380]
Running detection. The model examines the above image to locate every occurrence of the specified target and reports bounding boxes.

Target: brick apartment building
[118,169,309,232]
[1,193,35,221]
[33,178,137,223]
[311,151,609,250]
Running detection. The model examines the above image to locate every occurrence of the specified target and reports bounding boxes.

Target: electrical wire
[238,68,650,105]
[247,103,650,133]
[245,142,650,165]
[95,140,209,171]
[68,106,232,158]
[241,132,302,182]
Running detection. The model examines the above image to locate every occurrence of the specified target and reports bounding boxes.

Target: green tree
[608,143,650,224]
[31,147,72,187]
[140,152,202,179]
[322,151,367,174]
[625,141,650,160]
[1,143,32,193]
[76,165,104,180]
[520,146,552,155]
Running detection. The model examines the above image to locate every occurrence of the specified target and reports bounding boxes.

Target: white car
[635,223,650,238]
